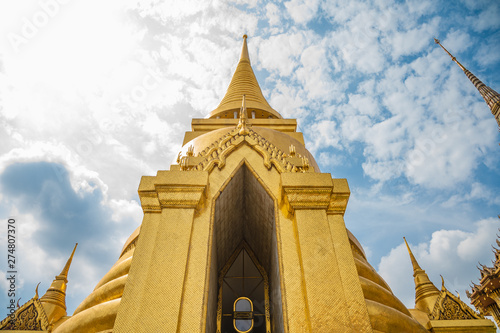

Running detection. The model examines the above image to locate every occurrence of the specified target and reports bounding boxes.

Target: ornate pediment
[0,295,49,331]
[176,127,312,174]
[430,281,482,320]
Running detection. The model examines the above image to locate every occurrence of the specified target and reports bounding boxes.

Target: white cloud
[340,114,373,142]
[439,30,472,54]
[108,199,143,224]
[468,2,500,32]
[296,44,337,100]
[269,81,308,119]
[265,3,281,26]
[475,41,500,67]
[307,119,342,152]
[405,115,495,188]
[332,27,386,74]
[390,19,440,59]
[284,0,320,24]
[442,182,500,208]
[258,33,305,77]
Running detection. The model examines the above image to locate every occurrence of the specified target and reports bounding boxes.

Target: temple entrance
[206,163,284,333]
[219,244,269,333]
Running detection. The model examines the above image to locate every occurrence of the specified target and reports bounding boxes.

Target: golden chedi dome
[51,35,429,333]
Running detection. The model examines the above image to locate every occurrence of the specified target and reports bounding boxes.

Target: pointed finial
[240,34,250,64]
[403,237,422,272]
[238,95,249,135]
[434,37,466,71]
[60,243,77,278]
[440,275,445,289]
[434,38,500,127]
[35,282,40,299]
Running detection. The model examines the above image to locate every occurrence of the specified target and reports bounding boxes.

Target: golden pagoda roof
[467,235,500,312]
[208,35,282,120]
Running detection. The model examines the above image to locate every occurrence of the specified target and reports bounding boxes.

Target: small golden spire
[238,95,249,135]
[403,238,440,314]
[60,243,77,278]
[435,38,500,127]
[404,237,422,272]
[40,243,78,324]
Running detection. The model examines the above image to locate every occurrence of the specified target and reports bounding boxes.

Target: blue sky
[0,0,499,320]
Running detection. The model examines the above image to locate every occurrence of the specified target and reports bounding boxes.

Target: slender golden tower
[435,38,500,127]
[404,237,440,313]
[39,243,78,325]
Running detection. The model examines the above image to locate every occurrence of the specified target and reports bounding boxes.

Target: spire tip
[403,237,422,272]
[60,243,78,278]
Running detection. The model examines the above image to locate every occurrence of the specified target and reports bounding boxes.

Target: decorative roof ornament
[0,296,49,330]
[468,225,500,327]
[238,94,249,135]
[208,35,282,119]
[429,276,482,320]
[434,38,500,127]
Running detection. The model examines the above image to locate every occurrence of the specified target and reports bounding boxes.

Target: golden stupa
[1,36,496,333]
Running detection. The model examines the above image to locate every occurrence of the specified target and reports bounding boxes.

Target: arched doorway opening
[219,243,269,333]
[206,163,284,333]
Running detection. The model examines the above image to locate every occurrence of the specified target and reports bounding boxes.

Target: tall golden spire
[40,243,78,324]
[435,38,500,127]
[208,35,282,119]
[403,237,440,314]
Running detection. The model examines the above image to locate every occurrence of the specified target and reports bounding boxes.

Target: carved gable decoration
[0,296,48,331]
[176,128,312,174]
[430,286,482,320]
